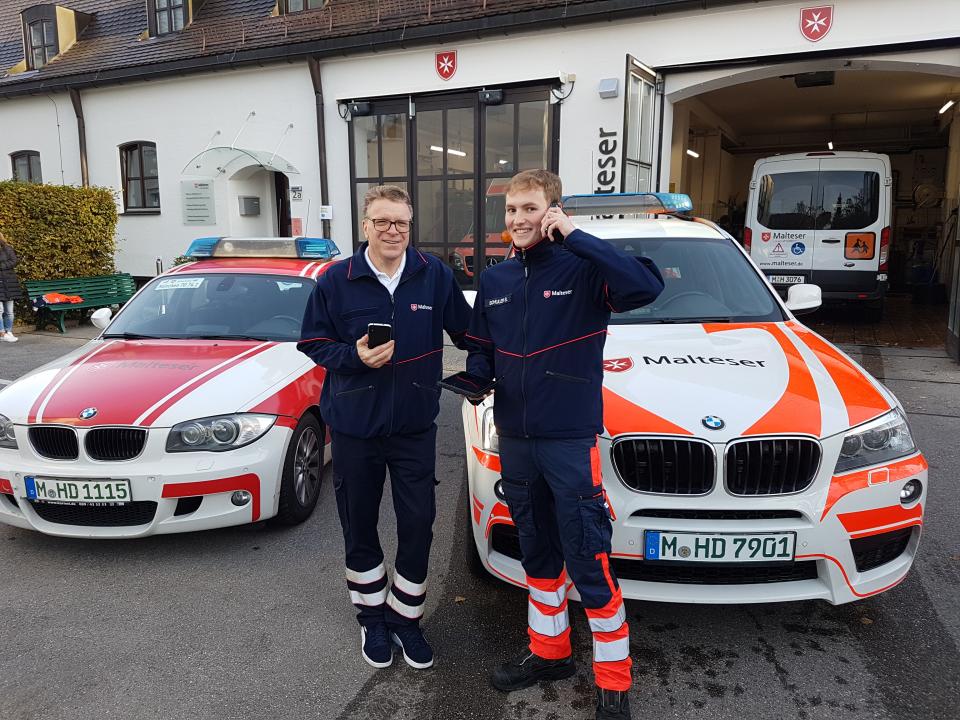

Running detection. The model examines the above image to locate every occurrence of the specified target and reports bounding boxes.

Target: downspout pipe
[69,88,89,187]
[307,57,331,239]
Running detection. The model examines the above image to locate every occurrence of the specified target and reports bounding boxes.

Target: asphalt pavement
[0,331,958,720]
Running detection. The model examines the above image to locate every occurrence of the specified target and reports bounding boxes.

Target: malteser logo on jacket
[410,304,433,312]
[543,290,573,299]
[644,355,767,367]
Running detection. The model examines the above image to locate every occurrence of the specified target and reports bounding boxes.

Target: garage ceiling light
[686,149,699,158]
[828,141,834,150]
[940,100,956,114]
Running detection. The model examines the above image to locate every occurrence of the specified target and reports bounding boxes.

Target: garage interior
[667,67,960,351]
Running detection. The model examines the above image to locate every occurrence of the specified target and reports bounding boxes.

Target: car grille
[490,525,523,560]
[725,438,821,495]
[612,438,714,495]
[29,501,157,527]
[85,428,147,461]
[28,427,79,460]
[851,527,914,572]
[611,558,818,585]
[632,509,804,521]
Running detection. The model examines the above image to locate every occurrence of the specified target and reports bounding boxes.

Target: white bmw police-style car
[463,193,927,605]
[0,237,336,538]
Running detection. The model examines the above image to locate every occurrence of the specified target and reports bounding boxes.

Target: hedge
[0,181,118,286]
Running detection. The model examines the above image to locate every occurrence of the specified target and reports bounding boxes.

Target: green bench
[24,273,137,334]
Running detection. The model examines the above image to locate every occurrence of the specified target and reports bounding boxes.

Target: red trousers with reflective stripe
[500,436,632,691]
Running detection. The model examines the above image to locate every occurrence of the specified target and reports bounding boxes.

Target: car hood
[600,321,892,441]
[0,339,312,428]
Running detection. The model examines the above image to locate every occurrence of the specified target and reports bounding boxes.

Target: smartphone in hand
[547,201,565,243]
[367,323,392,348]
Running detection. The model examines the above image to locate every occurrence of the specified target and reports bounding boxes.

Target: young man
[298,185,471,670]
[465,170,663,720]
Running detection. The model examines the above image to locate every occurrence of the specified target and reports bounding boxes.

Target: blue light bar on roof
[184,236,341,260]
[561,192,694,217]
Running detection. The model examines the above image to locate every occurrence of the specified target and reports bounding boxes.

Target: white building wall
[80,63,321,276]
[0,93,81,186]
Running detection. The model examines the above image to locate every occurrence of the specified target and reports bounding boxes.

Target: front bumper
[464,408,926,605]
[0,425,292,538]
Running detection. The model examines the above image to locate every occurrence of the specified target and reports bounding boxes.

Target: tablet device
[439,371,495,399]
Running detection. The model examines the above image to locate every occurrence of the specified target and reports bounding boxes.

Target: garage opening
[665,62,959,350]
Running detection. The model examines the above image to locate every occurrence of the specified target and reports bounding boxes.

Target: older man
[298,185,471,669]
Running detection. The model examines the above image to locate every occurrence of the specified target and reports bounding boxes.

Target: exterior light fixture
[686,149,700,158]
[827,141,834,150]
[939,100,955,114]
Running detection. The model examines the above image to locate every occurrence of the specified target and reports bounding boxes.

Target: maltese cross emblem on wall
[800,6,833,42]
[436,51,457,80]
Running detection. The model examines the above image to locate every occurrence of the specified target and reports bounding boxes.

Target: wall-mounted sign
[291,218,304,236]
[436,50,457,81]
[319,205,333,220]
[181,180,216,225]
[800,6,833,42]
[290,186,303,201]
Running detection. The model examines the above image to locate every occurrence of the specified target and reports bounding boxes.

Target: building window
[149,0,187,36]
[120,143,161,211]
[11,151,42,183]
[281,0,328,13]
[26,19,56,69]
[624,59,657,193]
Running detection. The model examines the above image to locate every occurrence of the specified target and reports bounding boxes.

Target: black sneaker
[596,688,631,720]
[360,623,393,668]
[490,650,576,691]
[391,625,434,669]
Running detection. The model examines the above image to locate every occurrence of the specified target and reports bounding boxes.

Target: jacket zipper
[336,385,375,397]
[545,370,589,384]
[521,254,529,437]
[388,291,396,436]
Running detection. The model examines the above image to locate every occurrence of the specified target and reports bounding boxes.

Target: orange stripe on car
[601,387,692,437]
[821,453,927,520]
[837,504,923,538]
[704,323,820,437]
[473,446,502,473]
[161,474,261,521]
[788,322,890,426]
[472,495,484,525]
[795,552,912,598]
[485,501,513,538]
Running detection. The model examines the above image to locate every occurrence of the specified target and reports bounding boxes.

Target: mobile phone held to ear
[548,202,565,243]
[439,371,496,400]
[367,323,392,348]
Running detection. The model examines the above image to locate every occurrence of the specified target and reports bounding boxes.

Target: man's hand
[357,335,395,368]
[541,205,576,241]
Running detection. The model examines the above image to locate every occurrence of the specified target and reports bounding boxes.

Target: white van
[745,151,891,319]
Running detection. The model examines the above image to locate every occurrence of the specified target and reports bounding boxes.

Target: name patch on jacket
[486,294,512,307]
[410,304,433,312]
[543,289,573,298]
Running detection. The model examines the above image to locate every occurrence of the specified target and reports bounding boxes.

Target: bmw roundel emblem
[79,407,98,420]
[702,415,725,430]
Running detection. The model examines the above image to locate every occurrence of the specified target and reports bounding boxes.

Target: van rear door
[750,158,818,286]
[810,159,885,295]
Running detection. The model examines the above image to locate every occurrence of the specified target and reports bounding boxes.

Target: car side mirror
[785,284,821,316]
[91,307,113,330]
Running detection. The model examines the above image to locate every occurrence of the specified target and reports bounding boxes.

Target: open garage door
[661,55,960,348]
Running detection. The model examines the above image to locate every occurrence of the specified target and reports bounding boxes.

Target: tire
[273,414,324,525]
[462,466,493,581]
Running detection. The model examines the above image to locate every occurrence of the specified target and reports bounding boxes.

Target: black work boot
[596,688,631,720]
[490,650,576,691]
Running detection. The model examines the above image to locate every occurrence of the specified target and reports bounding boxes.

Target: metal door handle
[821,238,841,244]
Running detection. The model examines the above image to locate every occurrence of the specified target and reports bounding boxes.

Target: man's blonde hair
[505,169,563,205]
[363,185,412,216]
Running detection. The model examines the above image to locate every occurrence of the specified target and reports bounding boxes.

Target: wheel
[273,414,324,525]
[462,466,493,581]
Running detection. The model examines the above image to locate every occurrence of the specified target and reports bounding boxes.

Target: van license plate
[644,531,796,562]
[24,476,132,505]
[768,275,804,285]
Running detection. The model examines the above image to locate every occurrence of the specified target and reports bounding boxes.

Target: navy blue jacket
[298,243,471,439]
[466,230,663,439]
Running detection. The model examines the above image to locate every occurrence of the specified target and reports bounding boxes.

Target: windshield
[104,273,315,341]
[606,236,785,324]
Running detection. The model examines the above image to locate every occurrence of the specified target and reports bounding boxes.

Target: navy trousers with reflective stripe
[332,425,437,628]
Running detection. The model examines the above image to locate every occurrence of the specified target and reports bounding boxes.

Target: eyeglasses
[367,218,412,233]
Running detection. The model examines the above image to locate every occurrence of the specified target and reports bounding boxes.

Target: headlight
[835,409,916,473]
[480,407,499,453]
[0,413,17,450]
[166,414,276,453]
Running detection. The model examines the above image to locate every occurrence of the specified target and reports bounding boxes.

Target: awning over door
[182,147,300,177]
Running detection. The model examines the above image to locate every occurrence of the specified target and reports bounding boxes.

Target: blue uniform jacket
[466,230,663,439]
[298,243,471,439]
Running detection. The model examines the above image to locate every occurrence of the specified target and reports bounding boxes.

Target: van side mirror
[785,284,821,316]
[91,307,113,330]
